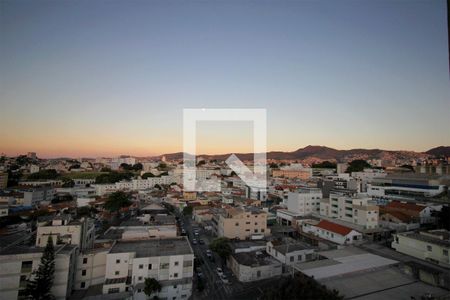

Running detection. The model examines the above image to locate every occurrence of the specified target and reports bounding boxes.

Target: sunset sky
[1,0,449,158]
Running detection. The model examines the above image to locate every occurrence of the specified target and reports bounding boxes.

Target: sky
[0,0,449,158]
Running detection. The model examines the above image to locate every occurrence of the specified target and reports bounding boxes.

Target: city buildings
[286,188,322,216]
[36,215,95,251]
[0,172,8,189]
[0,244,78,300]
[227,250,282,282]
[103,237,194,300]
[212,207,270,240]
[320,191,379,229]
[392,230,450,268]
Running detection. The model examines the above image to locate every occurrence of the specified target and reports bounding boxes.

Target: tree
[260,272,342,300]
[142,172,155,179]
[345,160,371,173]
[157,162,167,170]
[312,161,337,169]
[209,238,232,264]
[132,163,143,171]
[269,162,279,168]
[183,206,193,216]
[120,163,133,171]
[104,191,131,212]
[26,236,56,300]
[95,171,133,184]
[61,178,74,188]
[27,169,59,180]
[436,205,450,231]
[144,278,161,298]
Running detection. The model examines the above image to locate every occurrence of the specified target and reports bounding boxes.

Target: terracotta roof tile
[316,220,353,236]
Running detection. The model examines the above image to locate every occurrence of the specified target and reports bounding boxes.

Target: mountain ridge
[159,145,449,161]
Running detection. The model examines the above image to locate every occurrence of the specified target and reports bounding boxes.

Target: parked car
[216,267,223,276]
[192,239,197,245]
[199,239,205,245]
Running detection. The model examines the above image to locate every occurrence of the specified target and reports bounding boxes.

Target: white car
[216,267,223,276]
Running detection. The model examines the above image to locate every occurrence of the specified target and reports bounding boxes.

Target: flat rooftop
[320,266,449,300]
[231,250,281,267]
[110,237,193,257]
[295,247,398,280]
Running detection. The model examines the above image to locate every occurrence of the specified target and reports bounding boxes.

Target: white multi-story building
[93,175,179,196]
[102,237,194,300]
[392,230,450,268]
[75,246,110,290]
[320,191,379,229]
[0,244,78,300]
[286,188,322,216]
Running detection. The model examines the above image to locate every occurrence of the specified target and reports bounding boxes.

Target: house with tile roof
[383,200,438,224]
[302,219,363,245]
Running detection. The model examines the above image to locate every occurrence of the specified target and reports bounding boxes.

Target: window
[257,270,261,277]
[254,229,258,233]
[183,260,192,267]
[235,222,239,226]
[174,273,178,278]
[174,285,177,289]
[427,245,432,251]
[83,258,88,264]
[138,289,142,293]
[148,264,152,270]
[116,259,120,264]
[138,276,143,281]
[81,282,86,288]
[261,229,265,232]
[444,249,449,256]
[115,271,120,275]
[82,270,86,276]
[20,261,33,274]
[108,288,120,294]
[245,229,250,232]
[174,261,179,266]
[246,222,250,224]
[139,264,143,269]
[161,263,169,269]
[290,256,294,262]
[254,222,258,225]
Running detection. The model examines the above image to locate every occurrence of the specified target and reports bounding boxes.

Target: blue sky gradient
[0,0,449,157]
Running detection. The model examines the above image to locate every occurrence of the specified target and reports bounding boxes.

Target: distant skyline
[1,0,449,158]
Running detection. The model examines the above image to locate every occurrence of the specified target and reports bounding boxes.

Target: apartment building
[286,188,322,216]
[320,191,379,229]
[75,244,111,290]
[0,244,78,300]
[102,237,194,300]
[36,215,95,251]
[212,207,270,240]
[392,230,450,268]
[0,172,8,189]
